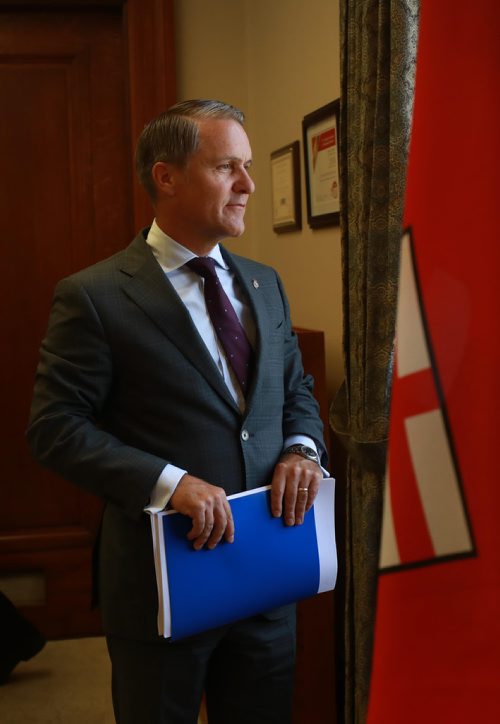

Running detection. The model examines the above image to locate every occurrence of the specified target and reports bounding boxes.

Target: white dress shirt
[144,220,320,511]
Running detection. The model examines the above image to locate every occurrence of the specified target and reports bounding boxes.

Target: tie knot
[186,256,217,279]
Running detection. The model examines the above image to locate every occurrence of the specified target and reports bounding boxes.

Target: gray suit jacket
[27,230,326,640]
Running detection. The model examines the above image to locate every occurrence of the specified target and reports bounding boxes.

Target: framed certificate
[302,100,340,228]
[270,141,302,233]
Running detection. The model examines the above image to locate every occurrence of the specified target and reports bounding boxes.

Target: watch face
[285,444,319,462]
[293,445,317,460]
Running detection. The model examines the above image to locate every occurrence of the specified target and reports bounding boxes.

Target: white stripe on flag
[405,409,473,556]
[380,473,401,568]
[397,232,430,378]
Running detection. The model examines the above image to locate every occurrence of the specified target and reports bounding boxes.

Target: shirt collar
[146,219,229,273]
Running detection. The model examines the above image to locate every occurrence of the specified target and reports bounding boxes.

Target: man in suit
[27,100,327,724]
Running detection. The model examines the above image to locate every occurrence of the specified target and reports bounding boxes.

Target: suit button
[241,429,250,441]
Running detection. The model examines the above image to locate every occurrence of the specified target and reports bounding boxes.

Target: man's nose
[234,168,255,194]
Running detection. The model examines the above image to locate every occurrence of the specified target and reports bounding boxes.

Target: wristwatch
[283,444,320,465]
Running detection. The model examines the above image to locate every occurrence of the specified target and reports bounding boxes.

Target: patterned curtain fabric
[330,1,419,722]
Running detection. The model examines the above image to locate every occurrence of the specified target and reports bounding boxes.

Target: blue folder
[150,479,336,640]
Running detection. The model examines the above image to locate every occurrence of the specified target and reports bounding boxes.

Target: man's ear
[151,161,180,197]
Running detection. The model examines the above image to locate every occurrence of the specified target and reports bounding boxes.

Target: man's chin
[223,209,246,236]
[224,223,245,239]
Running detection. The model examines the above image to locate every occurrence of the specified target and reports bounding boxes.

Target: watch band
[283,444,320,465]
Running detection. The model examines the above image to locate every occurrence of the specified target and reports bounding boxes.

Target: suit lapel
[118,233,239,411]
[220,247,271,413]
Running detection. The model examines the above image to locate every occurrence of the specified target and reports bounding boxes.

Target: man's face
[167,118,255,251]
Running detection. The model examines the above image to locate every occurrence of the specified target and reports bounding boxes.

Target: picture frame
[302,100,340,228]
[270,140,302,233]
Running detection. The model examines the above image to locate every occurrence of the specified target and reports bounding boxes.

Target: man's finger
[190,525,211,549]
[223,499,235,543]
[206,501,228,549]
[283,464,302,526]
[294,485,309,525]
[270,462,287,517]
[304,476,321,513]
[187,508,206,541]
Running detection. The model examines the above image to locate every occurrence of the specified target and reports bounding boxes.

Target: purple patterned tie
[186,257,253,395]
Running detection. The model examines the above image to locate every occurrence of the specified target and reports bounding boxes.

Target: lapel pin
[252,279,259,289]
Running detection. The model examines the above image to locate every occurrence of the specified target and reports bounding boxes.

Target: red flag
[368,2,500,722]
[381,231,474,572]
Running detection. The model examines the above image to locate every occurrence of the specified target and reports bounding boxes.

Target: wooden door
[0,0,175,638]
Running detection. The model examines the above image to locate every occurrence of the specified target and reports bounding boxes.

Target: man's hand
[169,474,234,550]
[270,454,322,526]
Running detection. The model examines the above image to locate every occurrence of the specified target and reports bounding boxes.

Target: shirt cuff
[144,464,187,513]
[283,434,330,477]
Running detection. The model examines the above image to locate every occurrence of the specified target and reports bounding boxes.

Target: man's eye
[218,163,232,171]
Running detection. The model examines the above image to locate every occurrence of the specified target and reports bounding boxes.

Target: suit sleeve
[275,272,328,468]
[26,277,168,520]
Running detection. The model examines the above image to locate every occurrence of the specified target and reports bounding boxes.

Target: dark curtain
[330,1,419,722]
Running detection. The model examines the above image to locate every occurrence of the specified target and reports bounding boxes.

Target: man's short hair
[135,99,245,200]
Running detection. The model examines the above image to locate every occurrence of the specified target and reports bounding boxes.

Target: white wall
[174,0,343,399]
